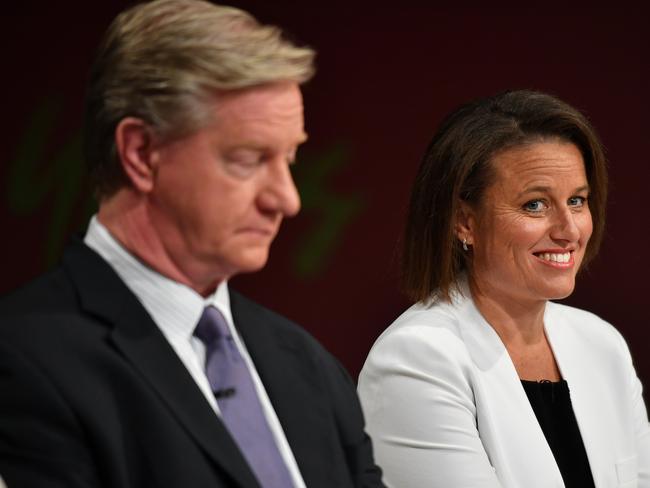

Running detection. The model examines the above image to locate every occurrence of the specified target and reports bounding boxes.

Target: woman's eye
[523,200,547,213]
[568,196,587,207]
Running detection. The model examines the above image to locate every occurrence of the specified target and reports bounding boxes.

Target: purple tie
[194,306,295,488]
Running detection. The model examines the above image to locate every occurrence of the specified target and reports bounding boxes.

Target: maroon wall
[1,4,648,392]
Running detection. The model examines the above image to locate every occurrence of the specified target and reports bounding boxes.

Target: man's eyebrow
[226,132,309,150]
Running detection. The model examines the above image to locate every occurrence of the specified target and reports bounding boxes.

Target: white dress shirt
[85,216,306,488]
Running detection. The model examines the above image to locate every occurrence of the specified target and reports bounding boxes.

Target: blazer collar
[62,241,260,488]
[544,304,611,488]
[450,288,565,487]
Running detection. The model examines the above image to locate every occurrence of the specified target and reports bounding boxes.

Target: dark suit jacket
[0,242,384,488]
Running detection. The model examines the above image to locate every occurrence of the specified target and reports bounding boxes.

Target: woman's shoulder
[382,298,462,335]
[546,301,627,350]
[360,302,476,400]
[366,296,473,366]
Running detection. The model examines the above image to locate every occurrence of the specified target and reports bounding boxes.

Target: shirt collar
[83,215,233,342]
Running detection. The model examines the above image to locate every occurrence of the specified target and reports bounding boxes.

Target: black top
[521,380,595,488]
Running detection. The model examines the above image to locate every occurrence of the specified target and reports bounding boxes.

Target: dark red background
[1,3,648,394]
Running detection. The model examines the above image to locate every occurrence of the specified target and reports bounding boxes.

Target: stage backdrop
[1,3,648,394]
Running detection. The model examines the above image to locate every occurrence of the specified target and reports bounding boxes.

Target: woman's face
[462,140,593,306]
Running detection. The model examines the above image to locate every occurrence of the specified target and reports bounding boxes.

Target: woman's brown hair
[403,90,608,303]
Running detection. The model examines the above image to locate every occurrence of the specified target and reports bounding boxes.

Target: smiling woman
[358,90,650,488]
[465,141,594,334]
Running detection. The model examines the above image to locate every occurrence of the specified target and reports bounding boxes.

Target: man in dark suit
[0,1,384,487]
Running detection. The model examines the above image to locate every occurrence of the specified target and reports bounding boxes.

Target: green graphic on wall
[292,144,365,278]
[5,100,366,279]
[6,98,95,267]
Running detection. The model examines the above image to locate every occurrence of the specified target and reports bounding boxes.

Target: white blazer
[358,289,650,488]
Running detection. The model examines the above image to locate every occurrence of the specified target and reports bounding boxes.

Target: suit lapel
[453,293,564,488]
[63,242,260,488]
[230,291,334,486]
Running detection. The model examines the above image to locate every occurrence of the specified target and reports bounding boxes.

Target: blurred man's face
[147,82,305,291]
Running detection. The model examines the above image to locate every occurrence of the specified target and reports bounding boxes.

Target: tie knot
[194,306,230,345]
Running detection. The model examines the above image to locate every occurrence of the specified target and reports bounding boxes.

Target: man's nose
[259,161,301,217]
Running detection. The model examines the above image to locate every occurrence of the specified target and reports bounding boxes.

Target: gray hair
[84,0,316,198]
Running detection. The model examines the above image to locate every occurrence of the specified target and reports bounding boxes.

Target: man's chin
[231,252,270,275]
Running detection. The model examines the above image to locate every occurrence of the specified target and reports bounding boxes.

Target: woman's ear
[454,200,477,247]
[114,117,158,193]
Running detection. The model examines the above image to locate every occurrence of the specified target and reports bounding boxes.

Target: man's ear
[114,117,158,193]
[454,200,477,246]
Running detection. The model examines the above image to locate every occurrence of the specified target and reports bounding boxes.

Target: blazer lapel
[230,291,334,486]
[453,292,565,488]
[63,242,260,488]
[544,303,613,488]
